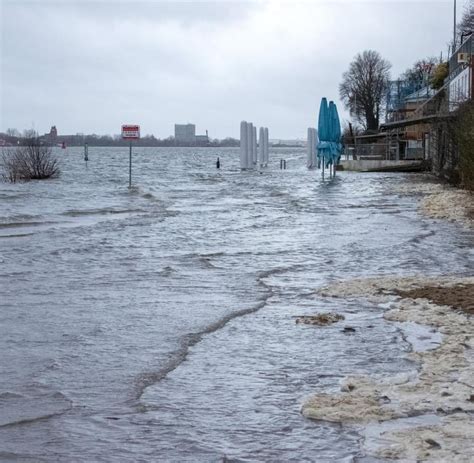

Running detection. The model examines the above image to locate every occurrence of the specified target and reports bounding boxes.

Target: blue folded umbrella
[317,98,342,168]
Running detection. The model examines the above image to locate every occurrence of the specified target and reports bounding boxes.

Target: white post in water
[258,127,265,167]
[240,121,248,169]
[312,129,318,167]
[307,128,318,169]
[246,123,253,169]
[307,128,314,168]
[252,125,257,166]
[264,127,269,166]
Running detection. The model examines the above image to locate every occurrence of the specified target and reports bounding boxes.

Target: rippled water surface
[1,147,472,462]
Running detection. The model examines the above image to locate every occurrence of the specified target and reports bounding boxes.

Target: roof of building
[380,113,453,130]
[354,133,388,140]
[404,86,435,103]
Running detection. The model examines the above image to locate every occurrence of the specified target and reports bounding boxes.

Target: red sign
[122,125,140,140]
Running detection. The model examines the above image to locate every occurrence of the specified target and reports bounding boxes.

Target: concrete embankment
[340,160,426,172]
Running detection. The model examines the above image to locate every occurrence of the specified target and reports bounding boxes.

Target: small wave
[134,299,270,403]
[0,232,35,239]
[0,193,28,200]
[122,186,162,202]
[133,266,279,402]
[197,256,217,269]
[62,208,143,217]
[198,252,225,258]
[407,230,436,244]
[257,264,304,280]
[269,189,289,197]
[0,389,72,428]
[134,264,304,404]
[158,266,176,277]
[0,221,53,229]
[192,173,224,184]
[0,451,47,462]
[0,392,23,400]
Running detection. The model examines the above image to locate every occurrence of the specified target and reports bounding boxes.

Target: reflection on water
[0,147,472,461]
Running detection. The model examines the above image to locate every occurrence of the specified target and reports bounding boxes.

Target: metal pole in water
[129,141,132,188]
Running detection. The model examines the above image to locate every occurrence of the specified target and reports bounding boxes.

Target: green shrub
[455,99,474,191]
[430,62,448,90]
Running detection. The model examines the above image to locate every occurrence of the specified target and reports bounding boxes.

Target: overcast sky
[0,0,469,139]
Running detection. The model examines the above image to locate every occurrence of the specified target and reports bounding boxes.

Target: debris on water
[395,283,474,315]
[342,326,356,333]
[294,313,344,326]
[425,438,441,449]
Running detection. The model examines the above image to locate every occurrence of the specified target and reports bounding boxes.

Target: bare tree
[6,128,20,137]
[402,57,438,86]
[2,137,60,183]
[22,129,37,138]
[458,3,473,38]
[339,50,391,132]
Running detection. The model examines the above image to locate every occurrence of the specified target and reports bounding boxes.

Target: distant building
[195,130,210,146]
[448,34,473,111]
[271,139,304,147]
[175,124,196,145]
[174,124,209,146]
[45,125,58,144]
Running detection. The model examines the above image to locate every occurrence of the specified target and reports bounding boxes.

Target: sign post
[121,124,140,188]
[129,142,132,188]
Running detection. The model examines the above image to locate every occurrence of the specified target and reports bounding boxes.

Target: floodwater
[0,147,472,462]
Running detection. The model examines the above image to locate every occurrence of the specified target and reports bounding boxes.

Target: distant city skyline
[1,0,469,139]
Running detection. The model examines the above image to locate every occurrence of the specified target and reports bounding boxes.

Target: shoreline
[391,174,474,228]
[302,275,474,461]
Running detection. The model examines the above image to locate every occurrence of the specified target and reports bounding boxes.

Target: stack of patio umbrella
[317,97,342,176]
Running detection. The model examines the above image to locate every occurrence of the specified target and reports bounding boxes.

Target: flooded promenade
[1,147,472,461]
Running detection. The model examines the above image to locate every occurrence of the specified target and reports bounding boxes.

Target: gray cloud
[1,0,467,139]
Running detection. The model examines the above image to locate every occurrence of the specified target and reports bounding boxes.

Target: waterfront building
[448,34,473,111]
[175,124,196,145]
[174,124,209,146]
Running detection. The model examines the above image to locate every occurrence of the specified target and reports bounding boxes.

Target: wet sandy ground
[396,283,474,315]
[303,275,474,462]
[391,175,474,228]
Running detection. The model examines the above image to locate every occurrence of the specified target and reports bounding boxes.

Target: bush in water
[1,138,60,182]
